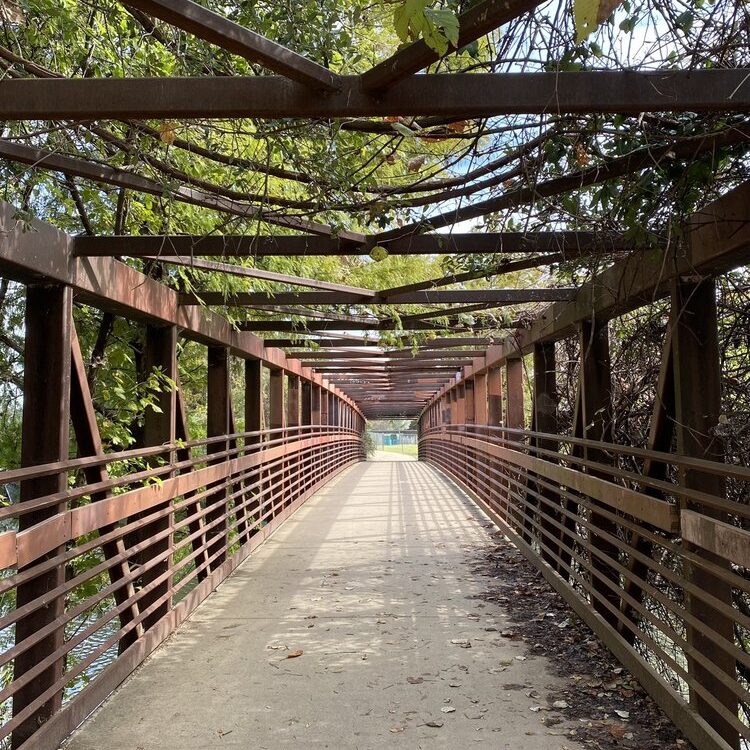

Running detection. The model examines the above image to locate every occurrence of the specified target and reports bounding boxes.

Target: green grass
[379,444,418,456]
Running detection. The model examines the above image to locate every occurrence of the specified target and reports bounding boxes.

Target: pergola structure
[1,1,750,749]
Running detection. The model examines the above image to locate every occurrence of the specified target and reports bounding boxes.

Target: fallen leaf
[450,638,472,648]
[286,650,303,659]
[614,709,630,719]
[552,700,569,709]
[159,121,177,145]
[389,725,405,733]
[441,706,456,714]
[425,720,444,728]
[407,676,423,684]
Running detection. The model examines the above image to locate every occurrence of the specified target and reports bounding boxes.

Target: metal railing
[421,424,750,750]
[0,425,364,749]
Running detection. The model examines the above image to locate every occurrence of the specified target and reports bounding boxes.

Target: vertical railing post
[139,323,177,628]
[531,341,560,565]
[206,346,230,570]
[269,368,285,431]
[487,366,503,427]
[286,374,300,507]
[671,278,738,749]
[464,375,477,487]
[245,359,263,444]
[320,388,329,426]
[503,357,524,528]
[311,384,321,425]
[244,359,263,536]
[287,374,300,431]
[301,381,313,492]
[465,378,475,424]
[301,381,312,426]
[579,319,620,625]
[474,367,488,427]
[505,359,524,433]
[269,368,286,515]
[12,284,72,750]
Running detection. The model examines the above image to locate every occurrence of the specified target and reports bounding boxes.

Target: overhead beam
[424,180,750,419]
[240,319,518,332]
[291,349,486,359]
[361,0,542,90]
[494,180,750,358]
[143,255,375,296]
[0,201,361,416]
[73,231,634,257]
[121,0,340,90]
[265,336,495,348]
[2,71,749,119]
[180,289,575,305]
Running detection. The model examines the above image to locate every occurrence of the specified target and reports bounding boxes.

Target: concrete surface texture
[64,458,583,750]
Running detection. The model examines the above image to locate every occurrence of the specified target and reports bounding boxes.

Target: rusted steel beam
[0,202,362,418]
[473,368,488,426]
[75,231,633,257]
[487,365,504,427]
[301,381,312,426]
[181,288,576,305]
[3,71,749,119]
[143,255,376,296]
[579,319,620,624]
[121,0,340,90]
[471,180,750,369]
[69,326,143,652]
[530,341,560,565]
[295,350,485,359]
[671,277,738,749]
[136,324,177,628]
[174,376,210,579]
[12,285,72,750]
[242,319,516,332]
[310,367,467,375]
[266,336,493,348]
[361,0,542,90]
[397,303,498,324]
[269,369,285,431]
[206,346,230,570]
[244,360,264,439]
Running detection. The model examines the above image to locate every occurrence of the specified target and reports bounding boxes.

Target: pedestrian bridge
[1,3,750,748]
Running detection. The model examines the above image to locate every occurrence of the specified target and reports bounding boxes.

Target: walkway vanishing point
[63,456,588,750]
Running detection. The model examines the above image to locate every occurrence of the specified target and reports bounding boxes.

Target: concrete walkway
[65,459,582,749]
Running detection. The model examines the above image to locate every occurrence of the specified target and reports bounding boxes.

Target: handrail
[420,423,750,750]
[0,424,365,749]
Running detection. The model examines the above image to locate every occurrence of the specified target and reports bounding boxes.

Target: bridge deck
[64,459,582,749]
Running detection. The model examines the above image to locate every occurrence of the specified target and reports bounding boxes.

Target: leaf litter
[470,538,694,750]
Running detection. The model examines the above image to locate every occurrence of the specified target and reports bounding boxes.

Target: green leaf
[573,0,601,41]
[424,8,460,48]
[393,0,427,43]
